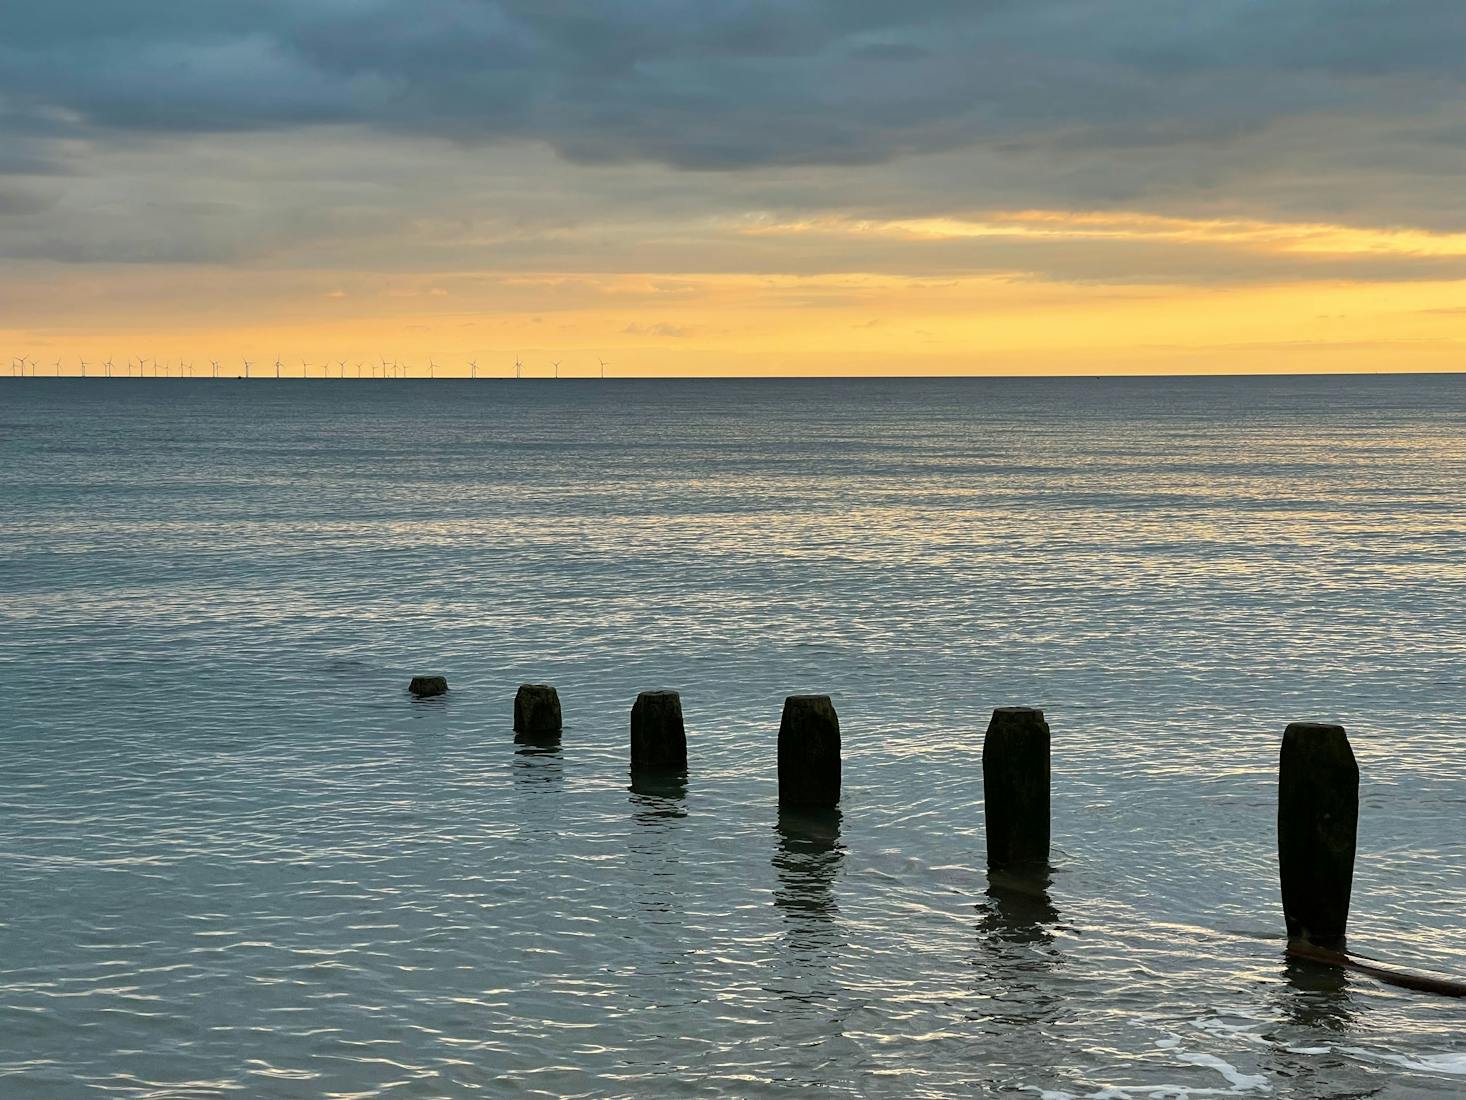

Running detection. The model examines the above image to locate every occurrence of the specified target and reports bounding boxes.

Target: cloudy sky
[3,0,1464,375]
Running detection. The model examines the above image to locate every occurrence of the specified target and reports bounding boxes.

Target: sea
[2,375,1464,1099]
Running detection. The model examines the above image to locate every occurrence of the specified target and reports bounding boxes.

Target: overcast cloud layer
[2,1,1465,278]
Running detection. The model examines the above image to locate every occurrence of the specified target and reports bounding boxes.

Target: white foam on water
[1188,1016,1270,1045]
[1021,1037,1272,1100]
[1180,1012,1466,1084]
[1341,1048,1466,1076]
[1175,1052,1269,1091]
[1023,1086,1258,1099]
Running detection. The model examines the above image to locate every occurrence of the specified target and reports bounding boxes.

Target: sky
[2,0,1465,377]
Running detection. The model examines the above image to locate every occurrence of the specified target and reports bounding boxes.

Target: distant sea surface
[2,375,1465,1099]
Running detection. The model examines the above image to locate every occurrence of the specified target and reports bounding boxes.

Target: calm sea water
[2,375,1465,1099]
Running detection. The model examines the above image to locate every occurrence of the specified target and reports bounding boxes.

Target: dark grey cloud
[3,2,1462,163]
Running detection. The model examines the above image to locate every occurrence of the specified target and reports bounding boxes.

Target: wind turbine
[210,359,220,378]
[243,358,252,379]
[104,357,114,378]
[468,359,478,380]
[274,355,282,380]
[337,360,347,378]
[428,357,437,380]
[599,357,608,379]
[53,358,62,376]
[514,354,523,379]
[355,362,363,378]
[79,358,88,378]
[135,356,148,377]
[301,359,311,378]
[552,360,561,379]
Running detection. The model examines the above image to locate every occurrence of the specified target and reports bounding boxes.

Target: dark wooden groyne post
[630,691,686,771]
[514,684,562,740]
[982,706,1050,869]
[1278,721,1358,950]
[408,675,448,698]
[778,695,840,808]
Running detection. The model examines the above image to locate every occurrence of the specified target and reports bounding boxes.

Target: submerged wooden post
[1278,721,1358,950]
[514,684,562,740]
[408,675,448,698]
[630,691,686,771]
[982,706,1050,869]
[778,695,840,808]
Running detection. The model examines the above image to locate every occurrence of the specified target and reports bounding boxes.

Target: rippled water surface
[2,376,1465,1098]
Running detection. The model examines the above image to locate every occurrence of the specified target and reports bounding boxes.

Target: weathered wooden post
[630,690,686,771]
[778,695,840,808]
[982,706,1050,869]
[514,683,562,740]
[1278,721,1358,950]
[408,675,448,698]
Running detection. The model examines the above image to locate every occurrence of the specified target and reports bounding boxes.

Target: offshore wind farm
[5,355,614,379]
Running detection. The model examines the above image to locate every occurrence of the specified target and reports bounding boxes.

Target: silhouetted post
[778,695,840,808]
[630,691,686,770]
[408,675,448,698]
[1278,722,1358,950]
[514,684,562,740]
[982,706,1050,869]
